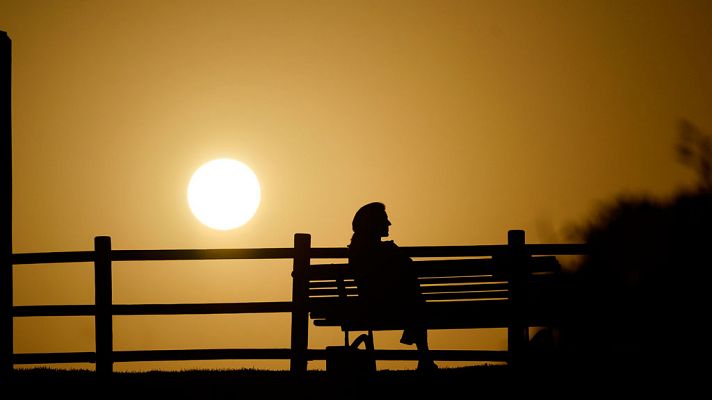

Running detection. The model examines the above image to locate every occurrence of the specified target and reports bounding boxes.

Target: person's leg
[413,329,438,372]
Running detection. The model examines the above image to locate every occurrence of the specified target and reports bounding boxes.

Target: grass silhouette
[5,362,688,399]
[4,365,529,399]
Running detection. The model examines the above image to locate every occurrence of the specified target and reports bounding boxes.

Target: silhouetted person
[347,202,437,372]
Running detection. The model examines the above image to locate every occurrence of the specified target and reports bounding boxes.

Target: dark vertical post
[0,31,13,383]
[507,229,529,370]
[290,233,310,373]
[94,236,113,380]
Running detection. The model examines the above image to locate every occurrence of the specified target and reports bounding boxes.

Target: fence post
[94,236,113,380]
[290,233,310,373]
[507,229,529,370]
[0,30,12,384]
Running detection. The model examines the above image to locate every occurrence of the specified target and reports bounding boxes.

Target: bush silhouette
[558,121,712,371]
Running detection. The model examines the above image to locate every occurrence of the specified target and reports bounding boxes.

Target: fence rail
[1,231,589,382]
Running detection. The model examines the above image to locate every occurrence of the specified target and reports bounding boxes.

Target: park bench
[289,230,564,373]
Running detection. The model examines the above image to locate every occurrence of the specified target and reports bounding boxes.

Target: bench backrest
[306,255,562,330]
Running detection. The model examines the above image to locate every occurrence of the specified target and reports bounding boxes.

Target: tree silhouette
[558,122,712,374]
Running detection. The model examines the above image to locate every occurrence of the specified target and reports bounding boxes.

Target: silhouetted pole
[290,233,310,373]
[507,229,529,370]
[0,31,12,383]
[94,236,113,380]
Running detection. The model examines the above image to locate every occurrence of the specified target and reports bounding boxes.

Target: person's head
[352,202,391,239]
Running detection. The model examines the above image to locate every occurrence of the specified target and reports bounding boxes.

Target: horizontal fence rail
[2,231,589,381]
[11,251,95,265]
[9,245,590,264]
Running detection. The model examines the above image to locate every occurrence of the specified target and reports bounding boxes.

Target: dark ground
[1,362,696,399]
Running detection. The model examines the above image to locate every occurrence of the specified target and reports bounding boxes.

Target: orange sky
[1,0,711,371]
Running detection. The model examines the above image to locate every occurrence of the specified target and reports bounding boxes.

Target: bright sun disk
[187,158,261,230]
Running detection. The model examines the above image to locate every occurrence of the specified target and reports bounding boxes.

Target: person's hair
[351,202,386,241]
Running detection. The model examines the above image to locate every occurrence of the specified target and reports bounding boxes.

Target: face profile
[376,210,391,238]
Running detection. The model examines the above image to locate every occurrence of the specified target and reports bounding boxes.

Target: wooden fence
[8,236,299,381]
[1,232,588,382]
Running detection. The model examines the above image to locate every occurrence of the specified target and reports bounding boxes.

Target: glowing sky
[1,0,710,371]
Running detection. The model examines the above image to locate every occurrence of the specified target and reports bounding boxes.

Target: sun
[187,158,261,230]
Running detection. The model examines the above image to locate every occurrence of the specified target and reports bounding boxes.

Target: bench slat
[307,275,505,291]
[308,280,355,289]
[311,297,559,330]
[306,255,560,280]
[309,282,512,298]
[307,279,549,296]
[420,282,509,293]
[312,300,513,329]
[423,291,509,301]
[418,275,503,285]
